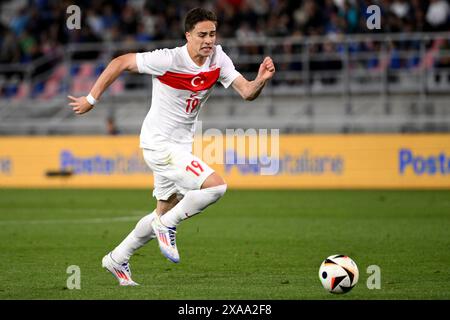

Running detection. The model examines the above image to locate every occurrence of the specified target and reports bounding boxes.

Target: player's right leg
[102,193,180,285]
[102,252,139,286]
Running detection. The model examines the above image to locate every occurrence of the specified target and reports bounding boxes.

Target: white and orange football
[319,254,359,294]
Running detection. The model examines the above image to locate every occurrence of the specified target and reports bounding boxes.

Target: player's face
[186,21,217,57]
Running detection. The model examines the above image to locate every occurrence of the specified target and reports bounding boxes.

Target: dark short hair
[184,8,217,32]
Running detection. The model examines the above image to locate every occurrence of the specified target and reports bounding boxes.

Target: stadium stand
[0,0,449,134]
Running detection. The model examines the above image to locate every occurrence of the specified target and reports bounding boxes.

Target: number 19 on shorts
[186,160,204,177]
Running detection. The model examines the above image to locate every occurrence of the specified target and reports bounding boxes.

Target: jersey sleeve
[136,49,173,76]
[218,47,241,88]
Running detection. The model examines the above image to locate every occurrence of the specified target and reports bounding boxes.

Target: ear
[185,31,190,42]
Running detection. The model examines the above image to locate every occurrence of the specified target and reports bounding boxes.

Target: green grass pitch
[0,189,449,299]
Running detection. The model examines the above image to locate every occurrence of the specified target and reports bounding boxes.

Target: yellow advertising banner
[0,135,449,189]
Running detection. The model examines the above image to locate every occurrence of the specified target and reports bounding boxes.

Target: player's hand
[68,95,94,115]
[257,57,275,81]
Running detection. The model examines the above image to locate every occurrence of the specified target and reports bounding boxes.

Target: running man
[68,8,275,286]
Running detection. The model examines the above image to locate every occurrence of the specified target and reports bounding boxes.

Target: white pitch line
[0,208,148,215]
[0,215,146,225]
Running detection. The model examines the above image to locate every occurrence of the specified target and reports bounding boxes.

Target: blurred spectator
[106,116,120,135]
[1,0,448,66]
[425,0,450,31]
[140,8,158,40]
[86,9,104,37]
[321,40,343,84]
[411,0,427,31]
[340,0,359,33]
[1,0,449,97]
[0,0,450,70]
[101,4,120,30]
[391,0,411,19]
[434,39,450,83]
[9,7,29,36]
[121,5,138,35]
[293,0,324,35]
[0,29,22,64]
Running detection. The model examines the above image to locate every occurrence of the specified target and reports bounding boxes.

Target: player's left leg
[151,148,227,262]
[158,172,226,227]
[151,179,227,263]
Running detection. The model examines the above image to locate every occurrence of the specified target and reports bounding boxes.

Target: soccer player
[68,8,275,286]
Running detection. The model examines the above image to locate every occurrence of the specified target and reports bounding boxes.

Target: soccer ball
[319,254,359,294]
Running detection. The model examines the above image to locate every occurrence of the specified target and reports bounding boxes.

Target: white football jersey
[136,44,241,149]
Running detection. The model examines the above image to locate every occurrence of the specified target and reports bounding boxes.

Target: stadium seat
[95,64,106,77]
[372,53,389,73]
[31,81,45,98]
[13,83,30,100]
[78,63,95,77]
[71,77,95,94]
[70,65,81,76]
[110,77,125,95]
[49,65,68,82]
[70,63,96,95]
[418,38,446,70]
[40,79,60,100]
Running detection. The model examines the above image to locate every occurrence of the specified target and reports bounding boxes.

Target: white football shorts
[142,143,214,201]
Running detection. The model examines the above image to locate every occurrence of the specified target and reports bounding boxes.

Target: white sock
[160,184,227,228]
[111,211,156,264]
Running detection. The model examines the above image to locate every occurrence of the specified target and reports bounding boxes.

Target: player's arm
[68,53,138,115]
[231,56,275,101]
